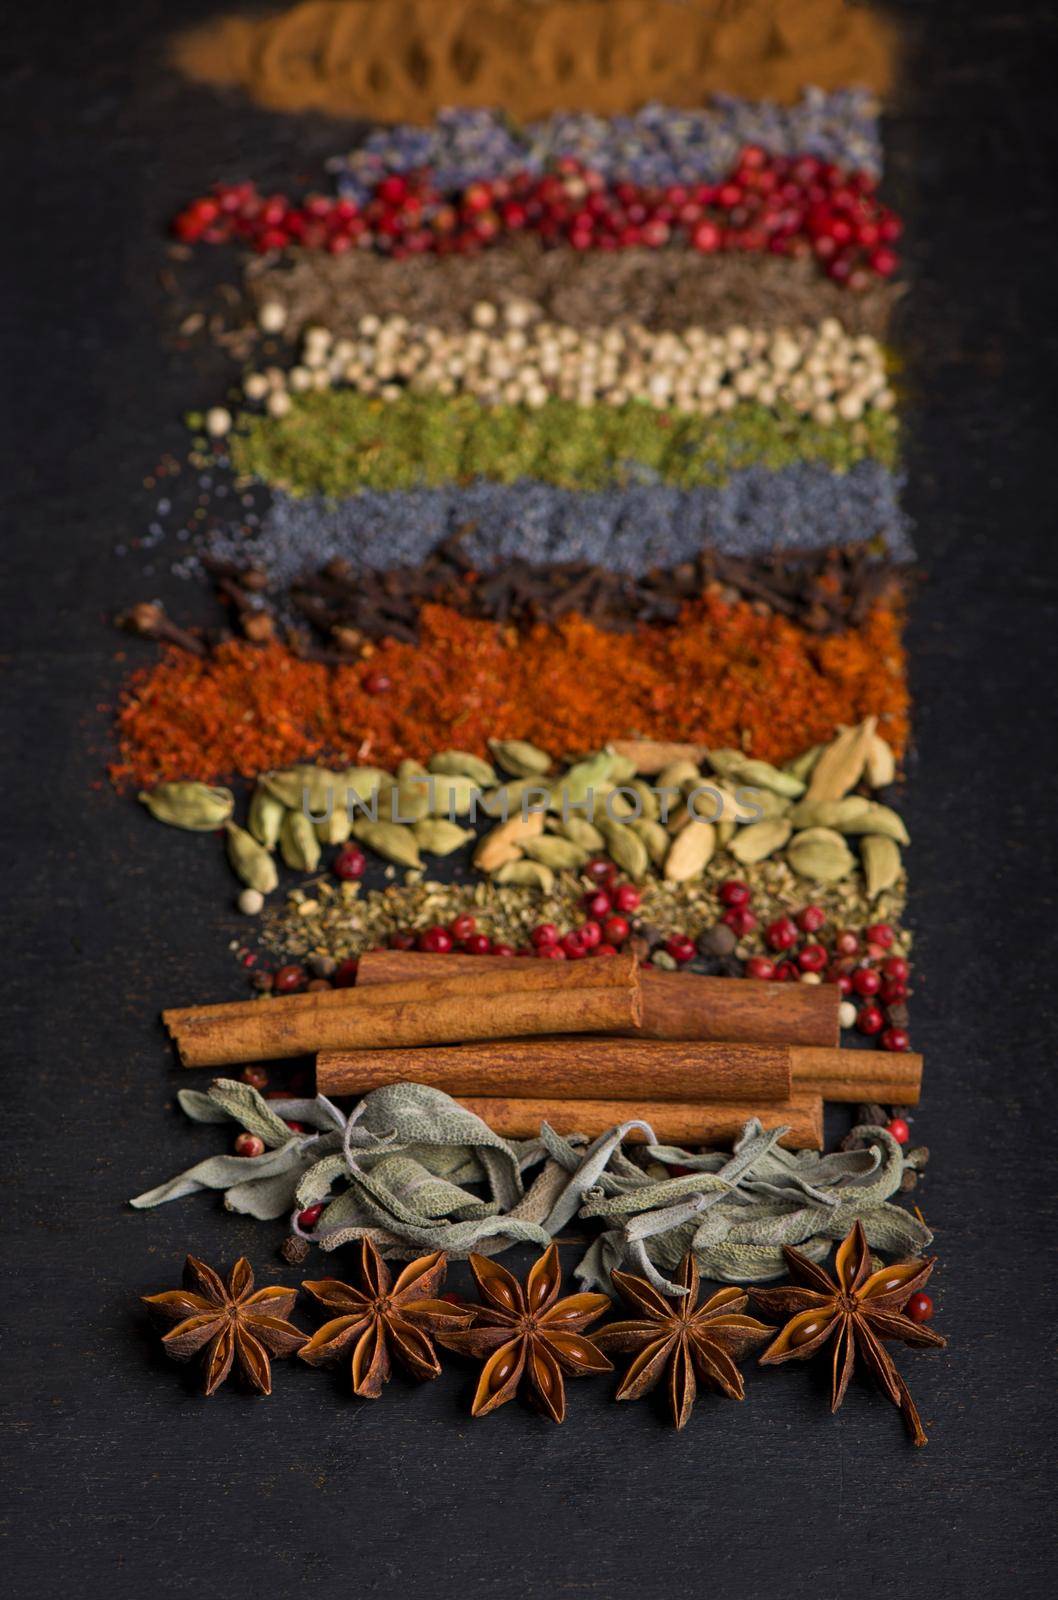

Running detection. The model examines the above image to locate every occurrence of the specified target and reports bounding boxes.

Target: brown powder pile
[245,239,902,341]
[173,0,895,121]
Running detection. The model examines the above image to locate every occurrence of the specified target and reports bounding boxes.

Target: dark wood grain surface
[2,3,1056,1596]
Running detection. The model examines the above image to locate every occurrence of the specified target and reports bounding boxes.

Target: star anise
[299,1237,473,1397]
[143,1255,306,1396]
[751,1220,946,1446]
[593,1251,773,1428]
[436,1244,613,1422]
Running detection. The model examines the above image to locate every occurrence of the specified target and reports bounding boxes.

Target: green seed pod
[862,834,902,898]
[225,822,279,895]
[522,835,589,871]
[428,775,480,817]
[351,820,423,869]
[597,819,649,880]
[728,818,793,865]
[138,782,234,832]
[315,806,352,846]
[247,785,285,850]
[428,750,497,787]
[412,819,474,856]
[786,827,856,883]
[488,738,552,778]
[494,860,555,892]
[280,810,322,872]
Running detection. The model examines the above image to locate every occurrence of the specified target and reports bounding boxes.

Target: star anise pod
[299,1237,473,1397]
[143,1255,306,1396]
[593,1251,773,1428]
[752,1220,946,1446]
[436,1243,613,1422]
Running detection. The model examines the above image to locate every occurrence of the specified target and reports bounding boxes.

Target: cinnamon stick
[790,1044,922,1106]
[451,1094,823,1150]
[316,1037,791,1101]
[355,949,839,1047]
[317,1036,920,1106]
[164,952,641,1067]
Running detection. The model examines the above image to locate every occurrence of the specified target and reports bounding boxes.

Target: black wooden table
[3,4,1056,1595]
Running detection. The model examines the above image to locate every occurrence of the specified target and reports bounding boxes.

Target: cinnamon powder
[173,0,896,121]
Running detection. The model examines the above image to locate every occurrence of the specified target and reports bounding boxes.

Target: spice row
[116,6,945,1451]
[173,0,894,120]
[144,1229,942,1442]
[244,245,900,342]
[327,93,884,202]
[237,311,895,423]
[217,390,896,497]
[174,149,901,289]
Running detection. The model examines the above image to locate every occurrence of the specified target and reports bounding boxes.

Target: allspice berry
[698,922,736,958]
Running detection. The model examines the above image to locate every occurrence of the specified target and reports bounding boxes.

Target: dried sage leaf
[663,819,716,882]
[786,827,856,883]
[729,817,793,864]
[139,782,234,832]
[489,738,552,778]
[428,750,497,787]
[280,810,322,872]
[862,834,902,898]
[225,822,279,894]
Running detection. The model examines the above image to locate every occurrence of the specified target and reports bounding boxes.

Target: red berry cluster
[720,881,912,1051]
[171,149,900,286]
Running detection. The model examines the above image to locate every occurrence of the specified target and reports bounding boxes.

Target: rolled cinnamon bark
[355,949,839,1047]
[164,952,641,1067]
[791,1044,922,1105]
[452,1094,823,1150]
[316,1037,791,1101]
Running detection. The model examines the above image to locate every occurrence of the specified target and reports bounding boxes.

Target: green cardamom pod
[782,743,823,784]
[630,817,672,867]
[788,795,871,830]
[551,752,615,811]
[663,819,717,882]
[225,822,279,894]
[839,802,910,846]
[597,819,649,880]
[630,779,660,820]
[657,758,702,791]
[606,752,639,784]
[706,748,806,798]
[247,784,284,849]
[280,810,322,872]
[412,819,474,856]
[488,738,552,778]
[428,750,497,787]
[341,766,392,805]
[384,777,431,823]
[315,806,352,846]
[138,781,234,832]
[786,827,856,883]
[729,817,793,865]
[397,758,428,782]
[475,778,542,819]
[351,819,422,868]
[865,733,896,790]
[522,835,590,871]
[861,834,902,899]
[428,775,479,817]
[494,860,555,892]
[551,816,605,851]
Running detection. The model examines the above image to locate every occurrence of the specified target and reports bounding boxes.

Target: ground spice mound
[173,0,895,121]
[112,596,907,787]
